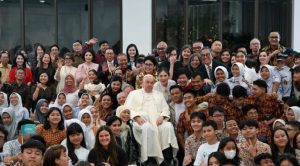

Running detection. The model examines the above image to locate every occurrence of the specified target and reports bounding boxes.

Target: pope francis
[125,74,179,165]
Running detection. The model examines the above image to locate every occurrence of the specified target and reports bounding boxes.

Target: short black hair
[277,154,299,166]
[286,121,300,131]
[73,40,82,45]
[99,40,109,47]
[254,153,273,165]
[21,138,46,154]
[17,119,35,131]
[106,116,122,126]
[220,159,238,166]
[166,46,177,55]
[203,120,218,130]
[183,89,196,97]
[253,79,268,93]
[239,119,259,129]
[242,104,258,116]
[294,64,300,73]
[216,83,230,97]
[169,85,183,93]
[30,135,47,147]
[144,55,158,67]
[50,44,59,51]
[191,71,204,80]
[209,106,225,116]
[190,112,207,122]
[232,85,247,98]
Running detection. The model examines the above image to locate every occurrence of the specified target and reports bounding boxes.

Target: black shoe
[143,157,158,166]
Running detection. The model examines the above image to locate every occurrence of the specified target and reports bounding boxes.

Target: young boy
[238,119,271,166]
[209,106,226,138]
[254,153,274,166]
[242,104,271,143]
[194,120,219,166]
[17,138,46,166]
[183,112,207,166]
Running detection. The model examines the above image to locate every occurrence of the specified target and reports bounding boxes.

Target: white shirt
[194,141,220,166]
[205,62,213,79]
[244,65,258,83]
[174,102,185,124]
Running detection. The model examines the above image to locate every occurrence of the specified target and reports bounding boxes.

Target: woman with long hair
[64,123,89,165]
[217,137,242,165]
[101,75,122,110]
[54,52,77,93]
[271,128,300,163]
[43,144,70,166]
[34,53,56,84]
[76,50,99,84]
[8,53,33,85]
[36,107,65,147]
[87,126,128,166]
[187,54,202,75]
[126,44,139,69]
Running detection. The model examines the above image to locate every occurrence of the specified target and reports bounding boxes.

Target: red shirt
[9,66,33,84]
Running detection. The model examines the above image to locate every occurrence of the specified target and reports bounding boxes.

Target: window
[0,0,20,50]
[25,0,55,48]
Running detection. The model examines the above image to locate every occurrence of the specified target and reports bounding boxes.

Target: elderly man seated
[125,74,178,166]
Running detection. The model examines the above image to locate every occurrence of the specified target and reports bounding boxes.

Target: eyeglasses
[201,53,211,57]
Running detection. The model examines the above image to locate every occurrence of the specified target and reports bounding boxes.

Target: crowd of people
[0,31,299,166]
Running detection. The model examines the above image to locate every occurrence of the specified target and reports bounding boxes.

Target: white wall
[292,0,300,51]
[122,0,152,55]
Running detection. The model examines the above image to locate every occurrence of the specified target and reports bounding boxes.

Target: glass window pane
[0,0,20,50]
[258,0,292,47]
[58,0,88,49]
[188,0,220,45]
[93,0,121,54]
[222,0,255,50]
[25,0,55,48]
[155,0,184,49]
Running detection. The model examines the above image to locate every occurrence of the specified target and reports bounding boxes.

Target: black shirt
[88,146,128,166]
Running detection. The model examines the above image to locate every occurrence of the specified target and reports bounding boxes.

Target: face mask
[224,150,236,159]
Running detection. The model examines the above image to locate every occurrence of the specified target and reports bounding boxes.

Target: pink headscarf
[61,74,77,94]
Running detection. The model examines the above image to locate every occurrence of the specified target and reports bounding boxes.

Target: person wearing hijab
[61,74,79,108]
[273,119,286,130]
[34,99,49,124]
[286,106,300,122]
[61,103,74,120]
[259,64,281,99]
[116,105,140,164]
[211,66,229,93]
[1,108,18,141]
[0,92,8,114]
[72,93,93,118]
[78,109,95,149]
[49,92,66,110]
[228,62,251,96]
[9,92,29,123]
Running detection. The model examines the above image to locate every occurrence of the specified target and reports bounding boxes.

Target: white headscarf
[78,109,94,130]
[214,66,229,83]
[231,62,245,81]
[49,92,66,110]
[9,92,29,123]
[0,92,8,113]
[289,106,300,122]
[259,65,275,82]
[1,107,18,141]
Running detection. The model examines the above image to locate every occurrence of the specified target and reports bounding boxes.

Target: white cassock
[125,89,179,164]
